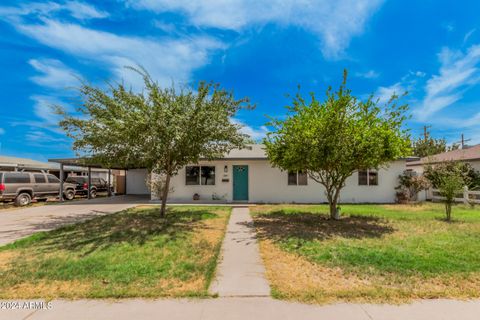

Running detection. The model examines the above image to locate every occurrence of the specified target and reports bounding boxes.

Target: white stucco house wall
[125,144,408,203]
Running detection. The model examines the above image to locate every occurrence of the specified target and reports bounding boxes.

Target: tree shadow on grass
[27,207,218,255]
[253,210,395,243]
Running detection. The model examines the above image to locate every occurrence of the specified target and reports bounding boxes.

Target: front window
[358,169,378,186]
[288,171,308,186]
[47,175,60,183]
[186,166,216,185]
[201,166,215,185]
[186,166,200,185]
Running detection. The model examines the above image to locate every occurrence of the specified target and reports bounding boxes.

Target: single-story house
[126,144,410,203]
[406,144,480,174]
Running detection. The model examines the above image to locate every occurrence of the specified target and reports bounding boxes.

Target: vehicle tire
[64,189,75,201]
[90,189,97,199]
[15,193,32,206]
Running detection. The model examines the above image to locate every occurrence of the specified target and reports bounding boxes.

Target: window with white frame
[288,170,308,185]
[185,166,215,185]
[358,169,378,186]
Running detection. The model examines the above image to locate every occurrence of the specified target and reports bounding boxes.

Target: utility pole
[460,133,471,149]
[455,133,471,149]
[423,125,431,141]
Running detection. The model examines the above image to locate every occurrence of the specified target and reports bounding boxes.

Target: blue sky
[1,0,480,161]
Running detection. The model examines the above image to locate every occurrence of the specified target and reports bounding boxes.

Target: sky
[1,0,480,161]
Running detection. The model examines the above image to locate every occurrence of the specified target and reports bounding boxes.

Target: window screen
[297,171,308,185]
[358,170,378,186]
[287,171,297,185]
[358,170,368,185]
[288,171,308,186]
[368,171,378,186]
[4,173,30,184]
[34,174,46,183]
[201,166,215,185]
[185,166,200,185]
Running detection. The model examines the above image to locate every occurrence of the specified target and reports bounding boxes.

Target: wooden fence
[431,186,480,204]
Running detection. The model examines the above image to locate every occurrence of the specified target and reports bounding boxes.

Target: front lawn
[251,203,480,304]
[0,206,230,299]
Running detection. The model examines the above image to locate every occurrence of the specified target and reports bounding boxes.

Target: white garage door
[126,169,150,195]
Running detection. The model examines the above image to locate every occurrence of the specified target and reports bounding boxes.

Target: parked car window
[201,166,215,185]
[185,166,200,185]
[4,172,30,184]
[66,177,86,183]
[34,174,47,183]
[47,175,60,183]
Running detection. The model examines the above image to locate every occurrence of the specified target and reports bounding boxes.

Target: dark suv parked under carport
[65,176,111,198]
[0,171,76,206]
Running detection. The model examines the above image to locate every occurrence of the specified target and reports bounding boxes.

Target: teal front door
[233,165,249,201]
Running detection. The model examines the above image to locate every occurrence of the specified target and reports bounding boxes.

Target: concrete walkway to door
[209,207,270,297]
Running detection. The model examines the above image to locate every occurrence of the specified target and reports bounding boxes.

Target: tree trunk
[445,202,451,221]
[160,174,171,217]
[325,185,342,220]
[327,191,340,220]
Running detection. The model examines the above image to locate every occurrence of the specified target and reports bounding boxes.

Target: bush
[424,162,468,221]
[424,162,479,189]
[396,170,430,203]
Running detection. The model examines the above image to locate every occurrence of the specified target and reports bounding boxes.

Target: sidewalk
[2,297,480,320]
[209,207,270,297]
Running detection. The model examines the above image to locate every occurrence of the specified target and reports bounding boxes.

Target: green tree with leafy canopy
[264,70,411,219]
[427,162,468,221]
[412,130,459,158]
[58,67,252,216]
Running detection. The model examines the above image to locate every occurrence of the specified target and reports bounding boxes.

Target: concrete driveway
[0,195,150,246]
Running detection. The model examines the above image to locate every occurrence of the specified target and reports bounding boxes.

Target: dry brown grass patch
[258,240,480,304]
[0,280,92,299]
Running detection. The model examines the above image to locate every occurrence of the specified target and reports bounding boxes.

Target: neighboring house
[406,144,480,174]
[126,144,409,203]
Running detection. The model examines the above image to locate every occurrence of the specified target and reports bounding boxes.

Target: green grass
[0,205,230,299]
[252,203,480,303]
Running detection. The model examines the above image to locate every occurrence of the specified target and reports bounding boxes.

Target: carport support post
[59,163,64,202]
[108,169,112,197]
[88,166,92,199]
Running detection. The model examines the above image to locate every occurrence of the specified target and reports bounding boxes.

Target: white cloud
[63,1,109,20]
[355,70,379,79]
[127,0,384,59]
[0,128,5,135]
[12,18,224,88]
[464,28,476,44]
[25,130,67,143]
[0,1,108,21]
[414,44,480,120]
[31,95,65,127]
[29,58,80,89]
[232,118,268,141]
[374,82,406,104]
